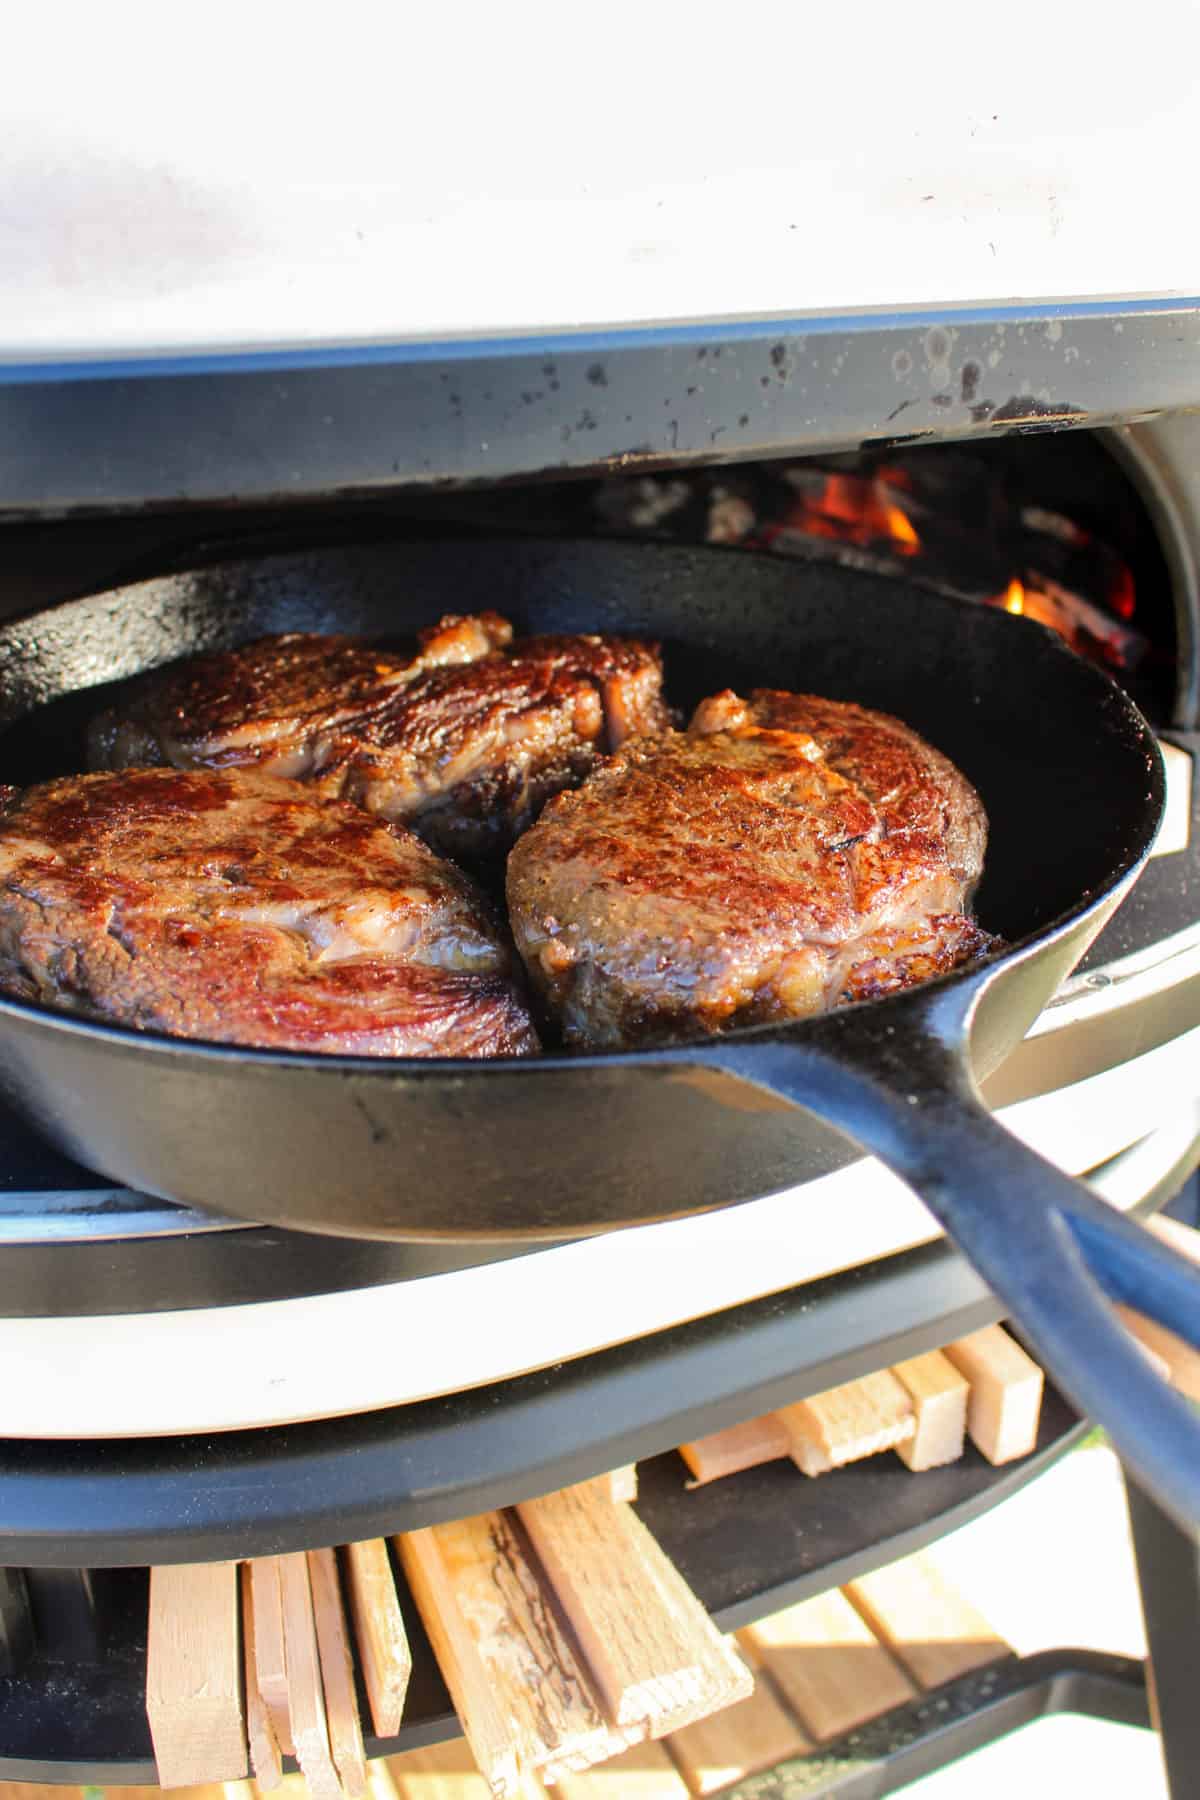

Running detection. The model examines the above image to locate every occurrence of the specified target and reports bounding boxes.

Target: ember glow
[771,461,1145,671]
[587,446,1150,676]
[783,471,922,559]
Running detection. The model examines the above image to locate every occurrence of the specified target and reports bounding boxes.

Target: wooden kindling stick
[308,1547,368,1798]
[146,1562,247,1789]
[889,1351,969,1471]
[240,1563,283,1791]
[278,1550,342,1800]
[342,1539,412,1740]
[515,1484,752,1739]
[564,1465,640,1504]
[942,1325,1044,1464]
[396,1509,640,1798]
[249,1556,295,1757]
[1116,1213,1200,1401]
[777,1370,916,1476]
[678,1415,790,1486]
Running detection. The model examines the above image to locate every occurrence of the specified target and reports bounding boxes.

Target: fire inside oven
[455,432,1177,723]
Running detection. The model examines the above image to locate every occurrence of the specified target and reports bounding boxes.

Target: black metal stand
[1125,1472,1200,1800]
[723,1650,1150,1799]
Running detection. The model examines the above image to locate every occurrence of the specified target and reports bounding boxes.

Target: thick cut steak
[91,623,670,861]
[507,688,994,1049]
[87,614,511,779]
[0,768,538,1057]
[328,632,672,860]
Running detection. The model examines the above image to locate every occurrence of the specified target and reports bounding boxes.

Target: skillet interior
[0,536,1163,1238]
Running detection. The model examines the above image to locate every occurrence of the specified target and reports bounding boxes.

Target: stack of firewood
[142,1322,1056,1798]
[679,1322,1045,1484]
[146,1299,1181,1799]
[148,1473,749,1800]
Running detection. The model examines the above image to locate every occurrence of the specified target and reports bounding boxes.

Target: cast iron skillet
[1,536,1200,1527]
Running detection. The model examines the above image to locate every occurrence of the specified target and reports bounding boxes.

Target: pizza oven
[1,33,1200,1784]
[1,337,1200,1788]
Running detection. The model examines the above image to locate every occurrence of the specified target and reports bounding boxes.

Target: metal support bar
[1126,1471,1200,1800]
[0,1570,32,1676]
[724,1649,1150,1799]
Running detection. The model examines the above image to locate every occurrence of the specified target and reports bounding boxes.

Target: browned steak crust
[87,615,512,780]
[0,768,538,1057]
[507,688,994,1049]
[91,624,671,861]
[328,632,673,859]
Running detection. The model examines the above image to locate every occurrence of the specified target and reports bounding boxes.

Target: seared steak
[91,623,670,861]
[0,768,538,1057]
[87,614,511,779]
[507,688,993,1049]
[328,632,672,860]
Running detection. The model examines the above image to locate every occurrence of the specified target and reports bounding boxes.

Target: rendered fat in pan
[0,536,1195,1527]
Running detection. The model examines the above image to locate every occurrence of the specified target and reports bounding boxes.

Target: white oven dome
[1,2,1197,360]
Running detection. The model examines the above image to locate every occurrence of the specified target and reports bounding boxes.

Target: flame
[883,503,919,552]
[786,474,921,558]
[1109,562,1136,621]
[766,462,1143,674]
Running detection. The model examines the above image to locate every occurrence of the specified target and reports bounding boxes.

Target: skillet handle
[702,987,1200,1534]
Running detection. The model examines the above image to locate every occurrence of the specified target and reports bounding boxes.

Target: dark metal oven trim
[1,296,1199,516]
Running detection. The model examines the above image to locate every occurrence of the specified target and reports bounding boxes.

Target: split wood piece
[608,1464,639,1502]
[309,1547,369,1797]
[343,1539,413,1740]
[278,1550,342,1800]
[251,1556,296,1756]
[777,1371,915,1477]
[678,1415,790,1487]
[241,1563,283,1790]
[1116,1308,1176,1382]
[890,1352,969,1471]
[515,1485,752,1738]
[844,1553,1012,1690]
[665,1639,811,1796]
[146,1562,247,1788]
[565,1465,639,1505]
[738,1589,915,1742]
[943,1325,1044,1464]
[1118,1308,1200,1397]
[551,1738,691,1800]
[397,1512,637,1798]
